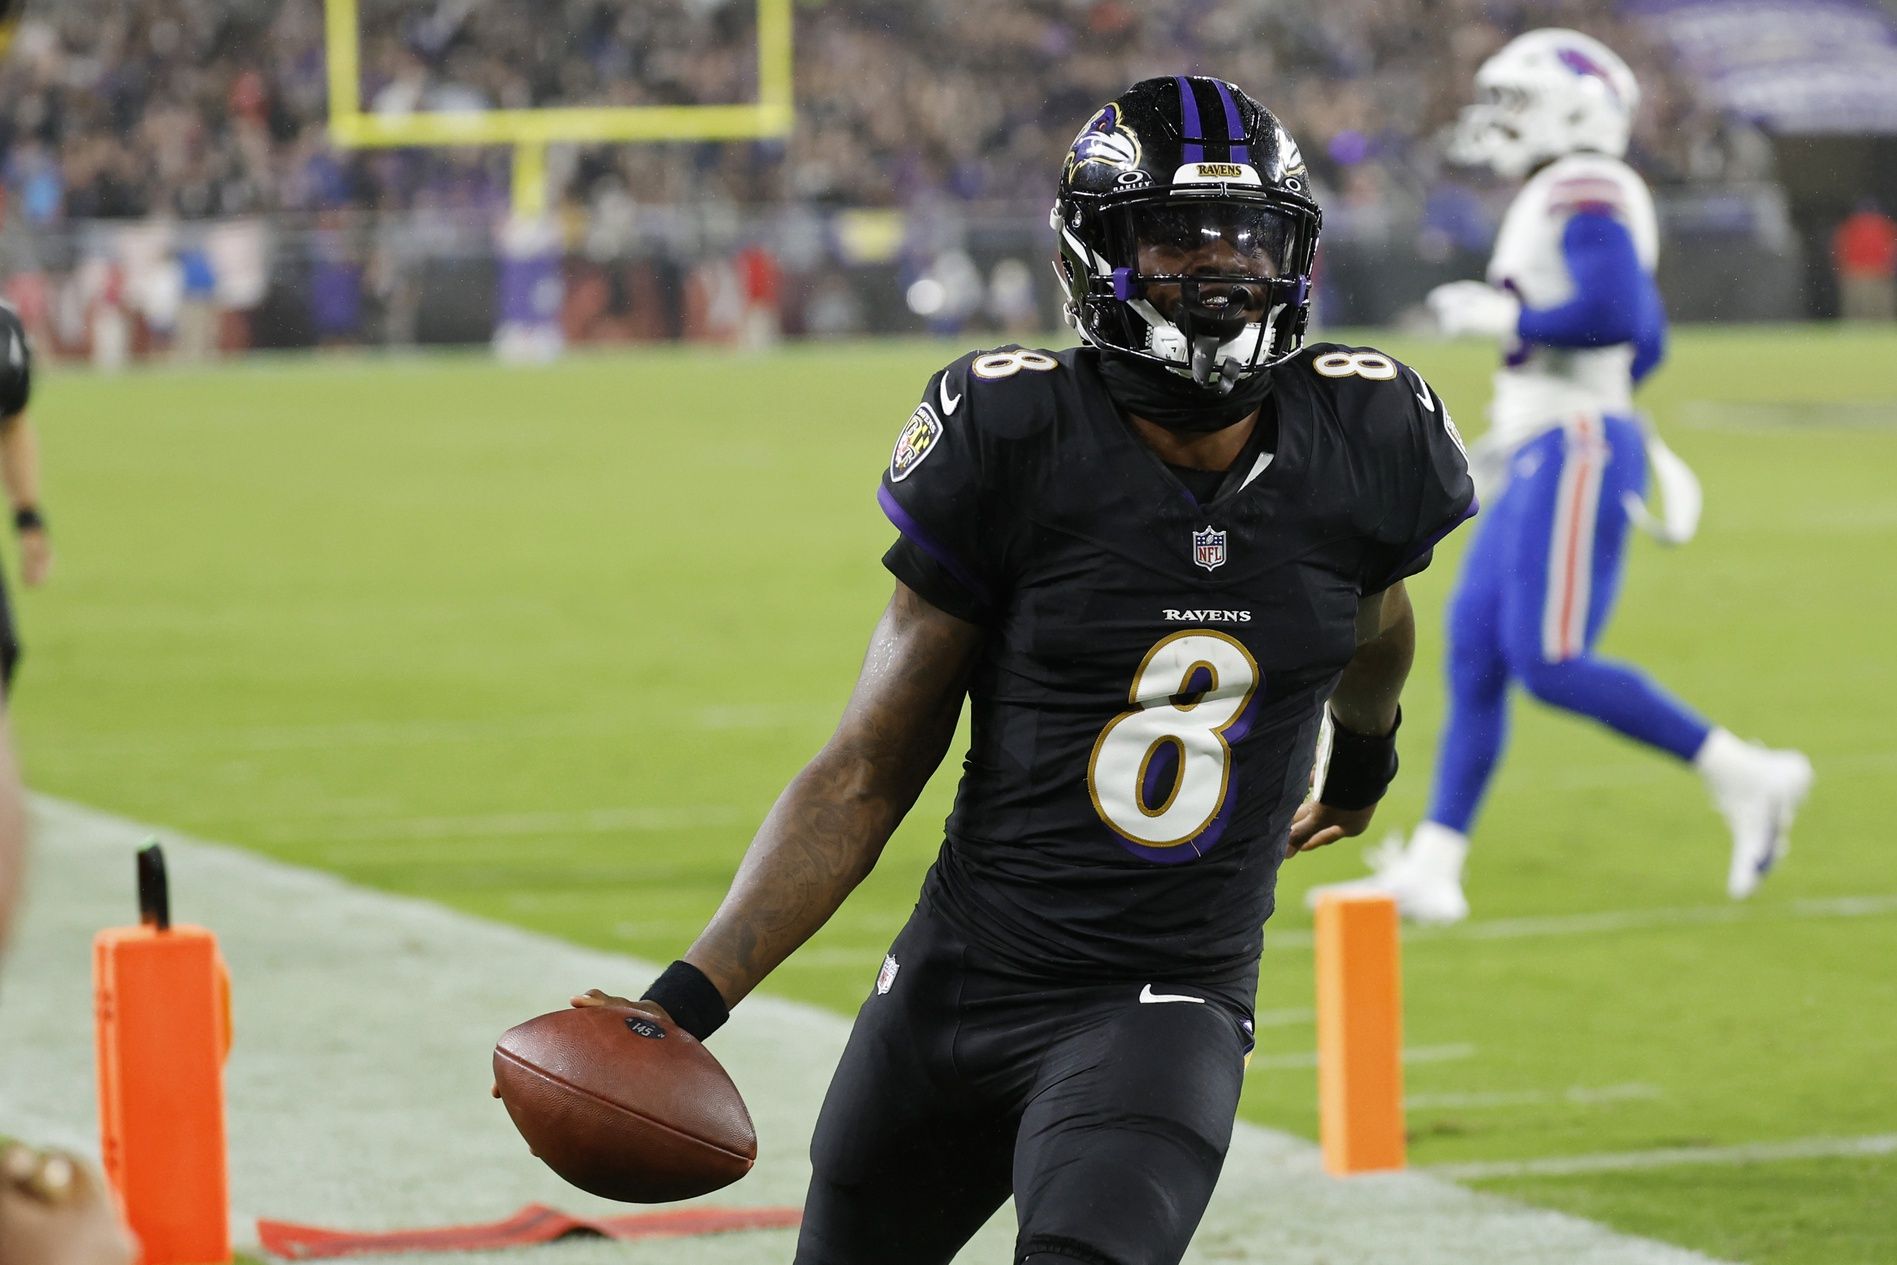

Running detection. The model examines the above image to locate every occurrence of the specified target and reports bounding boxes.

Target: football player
[573,78,1473,1264]
[1310,31,1811,925]
[0,300,50,691]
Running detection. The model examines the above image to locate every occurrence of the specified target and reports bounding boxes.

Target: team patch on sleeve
[890,402,943,482]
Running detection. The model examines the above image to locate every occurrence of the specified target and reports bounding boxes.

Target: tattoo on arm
[1330,581,1414,735]
[683,583,981,1007]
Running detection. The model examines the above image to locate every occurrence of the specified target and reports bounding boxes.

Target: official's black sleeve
[876,360,1001,621]
[1362,368,1478,591]
[0,305,32,418]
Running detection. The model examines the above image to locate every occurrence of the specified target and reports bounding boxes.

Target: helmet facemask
[1057,191,1317,396]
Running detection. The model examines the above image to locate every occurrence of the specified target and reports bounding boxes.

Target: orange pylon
[1314,891,1405,1176]
[94,844,232,1265]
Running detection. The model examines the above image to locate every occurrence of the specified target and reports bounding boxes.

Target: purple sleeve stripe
[1176,76,1205,163]
[877,484,993,606]
[1212,79,1251,165]
[1378,493,1481,588]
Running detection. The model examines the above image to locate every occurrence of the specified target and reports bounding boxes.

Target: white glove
[1426,280,1521,339]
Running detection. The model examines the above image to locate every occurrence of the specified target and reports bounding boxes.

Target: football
[492,1005,756,1203]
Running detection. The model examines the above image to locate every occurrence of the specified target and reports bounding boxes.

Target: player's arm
[574,581,982,1030]
[1285,580,1415,857]
[1427,211,1664,371]
[0,411,51,587]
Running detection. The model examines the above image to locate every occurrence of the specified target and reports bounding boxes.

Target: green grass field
[12,327,1896,1263]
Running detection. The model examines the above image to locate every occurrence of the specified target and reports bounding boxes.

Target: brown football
[493,1005,756,1202]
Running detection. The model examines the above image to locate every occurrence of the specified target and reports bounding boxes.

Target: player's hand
[0,1143,137,1265]
[569,988,671,1023]
[491,991,678,1099]
[18,529,51,587]
[1284,800,1378,858]
[1425,280,1520,339]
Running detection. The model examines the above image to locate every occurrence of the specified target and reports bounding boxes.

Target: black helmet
[1052,76,1321,395]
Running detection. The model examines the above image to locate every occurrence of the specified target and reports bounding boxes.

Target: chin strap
[1190,334,1244,395]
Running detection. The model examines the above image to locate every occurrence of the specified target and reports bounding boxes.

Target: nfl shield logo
[1193,526,1227,572]
[876,954,900,995]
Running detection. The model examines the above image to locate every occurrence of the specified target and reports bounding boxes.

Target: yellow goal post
[322,0,795,215]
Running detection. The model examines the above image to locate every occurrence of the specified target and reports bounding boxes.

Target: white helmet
[1451,29,1640,180]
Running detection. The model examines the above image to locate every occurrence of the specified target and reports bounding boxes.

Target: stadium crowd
[0,0,1784,353]
[0,0,1745,223]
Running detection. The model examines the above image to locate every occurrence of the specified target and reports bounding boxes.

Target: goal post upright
[323,0,795,216]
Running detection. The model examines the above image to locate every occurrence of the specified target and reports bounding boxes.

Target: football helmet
[1052,76,1321,398]
[1450,29,1640,180]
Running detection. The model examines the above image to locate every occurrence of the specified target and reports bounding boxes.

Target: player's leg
[794,909,1015,1265]
[1497,414,1711,753]
[1010,981,1251,1265]
[1499,414,1810,893]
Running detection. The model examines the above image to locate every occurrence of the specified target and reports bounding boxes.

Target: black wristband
[641,959,729,1042]
[12,506,42,534]
[1317,707,1401,810]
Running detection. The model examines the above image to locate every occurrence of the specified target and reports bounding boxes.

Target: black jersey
[0,302,30,418]
[877,344,1475,983]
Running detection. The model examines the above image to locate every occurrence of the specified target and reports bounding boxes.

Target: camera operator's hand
[0,1143,137,1265]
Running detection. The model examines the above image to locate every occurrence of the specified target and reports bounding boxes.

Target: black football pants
[794,896,1254,1265]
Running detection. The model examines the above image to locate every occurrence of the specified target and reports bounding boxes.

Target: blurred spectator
[986,258,1041,335]
[1832,201,1897,321]
[174,246,219,362]
[734,239,782,351]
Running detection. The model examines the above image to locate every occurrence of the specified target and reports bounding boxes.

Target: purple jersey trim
[877,483,993,607]
[1176,76,1205,163]
[1375,492,1481,591]
[1212,80,1250,165]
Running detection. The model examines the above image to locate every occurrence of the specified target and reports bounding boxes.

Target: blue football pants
[1426,413,1712,837]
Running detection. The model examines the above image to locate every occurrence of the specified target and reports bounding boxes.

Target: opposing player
[572,78,1473,1263]
[1310,31,1811,924]
[0,300,51,692]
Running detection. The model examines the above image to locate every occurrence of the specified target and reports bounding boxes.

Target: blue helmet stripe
[1212,79,1251,164]
[1175,75,1205,163]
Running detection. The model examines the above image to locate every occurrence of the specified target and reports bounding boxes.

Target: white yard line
[1432,1134,1897,1181]
[0,796,1734,1265]
[1257,891,1897,953]
[1407,1084,1662,1111]
[1248,1043,1478,1072]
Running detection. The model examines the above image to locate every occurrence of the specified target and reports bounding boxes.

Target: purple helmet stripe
[1211,80,1250,164]
[1175,75,1205,163]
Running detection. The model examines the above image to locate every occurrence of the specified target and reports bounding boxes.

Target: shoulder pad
[929,345,1070,440]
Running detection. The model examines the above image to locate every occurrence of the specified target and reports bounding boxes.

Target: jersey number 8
[1087,631,1260,850]
[1311,351,1397,381]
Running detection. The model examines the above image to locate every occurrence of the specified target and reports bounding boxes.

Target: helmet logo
[1556,46,1622,103]
[1067,103,1142,174]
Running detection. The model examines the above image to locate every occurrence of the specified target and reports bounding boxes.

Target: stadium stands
[0,1,1836,354]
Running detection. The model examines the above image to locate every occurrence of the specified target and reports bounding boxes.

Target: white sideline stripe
[1408,1083,1662,1111]
[1432,1134,1897,1181]
[0,796,1730,1265]
[1249,1043,1477,1072]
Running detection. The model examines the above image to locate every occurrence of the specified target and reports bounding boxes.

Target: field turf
[12,327,1896,1263]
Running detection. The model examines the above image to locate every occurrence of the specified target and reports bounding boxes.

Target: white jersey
[1485,153,1658,447]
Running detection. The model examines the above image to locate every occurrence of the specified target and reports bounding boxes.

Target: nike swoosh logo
[1139,984,1206,1005]
[939,378,962,416]
[1411,371,1435,413]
